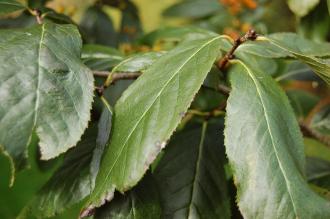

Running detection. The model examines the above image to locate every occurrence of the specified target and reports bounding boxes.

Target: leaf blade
[0,23,94,181]
[154,121,230,218]
[0,0,26,15]
[225,60,330,218]
[83,35,223,213]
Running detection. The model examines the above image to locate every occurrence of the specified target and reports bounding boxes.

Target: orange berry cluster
[219,0,257,14]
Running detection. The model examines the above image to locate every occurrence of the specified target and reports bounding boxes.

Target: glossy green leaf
[112,52,165,73]
[287,0,320,17]
[0,23,94,183]
[154,121,230,218]
[94,173,161,219]
[225,60,330,218]
[23,106,112,218]
[163,0,221,18]
[82,44,123,71]
[0,0,26,15]
[82,35,223,214]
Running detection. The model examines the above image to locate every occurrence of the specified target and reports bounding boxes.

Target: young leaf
[154,121,231,218]
[0,0,26,15]
[82,44,123,71]
[225,60,330,218]
[23,107,112,218]
[82,35,223,215]
[94,173,161,219]
[112,51,165,73]
[287,0,320,17]
[0,23,94,183]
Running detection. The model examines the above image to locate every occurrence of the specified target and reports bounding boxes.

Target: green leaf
[82,44,123,71]
[238,33,330,58]
[23,106,112,218]
[275,61,316,82]
[286,90,320,119]
[82,35,223,214]
[118,1,143,43]
[305,138,330,162]
[310,105,330,136]
[112,52,165,73]
[154,121,231,218]
[0,0,26,15]
[306,157,330,190]
[328,0,330,15]
[287,0,320,17]
[225,60,330,218]
[163,0,221,18]
[80,6,117,47]
[0,23,94,184]
[239,33,330,84]
[138,27,218,47]
[94,173,161,219]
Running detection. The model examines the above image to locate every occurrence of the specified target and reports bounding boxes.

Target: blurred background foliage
[0,0,330,218]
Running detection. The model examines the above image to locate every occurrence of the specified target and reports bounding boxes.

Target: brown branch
[31,9,43,24]
[94,71,141,96]
[217,29,258,70]
[300,122,330,147]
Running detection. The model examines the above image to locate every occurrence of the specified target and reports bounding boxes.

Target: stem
[29,8,43,24]
[217,29,258,70]
[300,122,330,147]
[93,71,141,96]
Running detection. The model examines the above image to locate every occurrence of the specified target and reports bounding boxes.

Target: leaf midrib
[93,35,221,199]
[236,60,299,216]
[33,24,46,128]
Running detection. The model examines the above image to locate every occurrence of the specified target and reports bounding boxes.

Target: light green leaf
[154,121,230,218]
[112,51,165,73]
[225,60,330,218]
[83,35,223,214]
[23,106,112,218]
[94,173,161,219]
[0,23,94,184]
[0,0,26,15]
[328,0,330,14]
[82,44,123,71]
[287,0,320,17]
